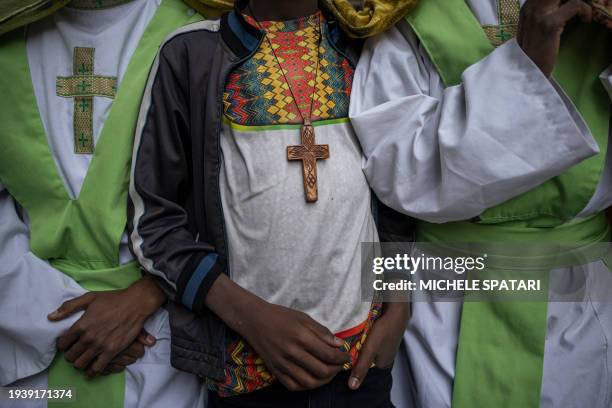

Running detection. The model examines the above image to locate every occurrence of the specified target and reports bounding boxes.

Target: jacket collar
[219,0,359,64]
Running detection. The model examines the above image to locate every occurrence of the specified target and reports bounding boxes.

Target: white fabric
[1,1,207,406]
[26,0,159,200]
[350,2,612,408]
[576,66,612,216]
[219,122,377,334]
[5,309,207,408]
[0,182,85,386]
[350,23,598,224]
[26,0,161,263]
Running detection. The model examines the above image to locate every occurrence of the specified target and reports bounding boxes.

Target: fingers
[274,370,301,392]
[550,0,593,25]
[300,331,350,366]
[302,318,344,348]
[288,348,342,380]
[98,342,145,376]
[48,293,95,321]
[102,364,125,375]
[63,340,88,363]
[275,361,328,391]
[86,351,115,378]
[122,341,146,359]
[110,354,138,367]
[73,348,99,370]
[348,339,377,390]
[56,320,84,352]
[136,330,156,347]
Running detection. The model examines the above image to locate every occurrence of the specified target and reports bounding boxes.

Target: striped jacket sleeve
[128,34,223,315]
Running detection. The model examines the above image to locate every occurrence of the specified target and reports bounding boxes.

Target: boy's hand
[206,275,350,391]
[48,275,165,377]
[242,302,350,391]
[591,0,612,28]
[348,302,409,390]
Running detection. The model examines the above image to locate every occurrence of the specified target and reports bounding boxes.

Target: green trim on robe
[407,1,611,407]
[0,1,203,407]
[408,0,611,226]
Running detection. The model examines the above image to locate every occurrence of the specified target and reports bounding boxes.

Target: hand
[205,275,350,391]
[48,276,166,377]
[348,302,409,390]
[242,302,350,391]
[518,0,594,76]
[591,0,612,28]
[99,332,149,376]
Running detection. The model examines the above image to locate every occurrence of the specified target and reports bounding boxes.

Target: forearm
[204,274,265,338]
[128,274,167,318]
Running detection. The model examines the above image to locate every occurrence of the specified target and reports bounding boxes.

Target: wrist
[129,276,166,318]
[205,274,268,339]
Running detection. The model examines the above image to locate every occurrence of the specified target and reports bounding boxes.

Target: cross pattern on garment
[56,47,117,154]
[483,0,521,47]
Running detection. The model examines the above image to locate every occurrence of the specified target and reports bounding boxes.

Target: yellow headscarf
[321,0,419,38]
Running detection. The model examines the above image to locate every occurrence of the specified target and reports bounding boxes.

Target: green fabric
[417,214,611,408]
[0,1,203,407]
[0,0,70,36]
[407,1,612,407]
[408,0,611,227]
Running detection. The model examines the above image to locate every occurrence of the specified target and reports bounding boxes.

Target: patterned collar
[221,0,356,64]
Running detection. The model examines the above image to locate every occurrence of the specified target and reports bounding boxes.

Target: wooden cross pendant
[287,120,330,203]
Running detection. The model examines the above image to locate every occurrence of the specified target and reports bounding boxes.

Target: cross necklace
[249,7,330,203]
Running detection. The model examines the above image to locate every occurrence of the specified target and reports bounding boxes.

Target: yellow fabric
[1,0,417,38]
[322,0,419,38]
[0,0,70,36]
[185,0,419,37]
[183,0,229,18]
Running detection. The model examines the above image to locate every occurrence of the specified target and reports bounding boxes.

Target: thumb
[136,330,157,347]
[48,293,94,321]
[349,343,376,390]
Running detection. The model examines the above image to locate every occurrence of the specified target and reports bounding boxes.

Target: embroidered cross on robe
[483,0,521,47]
[287,120,330,203]
[56,47,117,154]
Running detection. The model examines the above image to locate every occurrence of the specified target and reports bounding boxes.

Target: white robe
[349,1,612,407]
[0,1,206,407]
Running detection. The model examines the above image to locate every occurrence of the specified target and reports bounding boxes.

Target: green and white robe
[350,0,612,407]
[0,1,208,407]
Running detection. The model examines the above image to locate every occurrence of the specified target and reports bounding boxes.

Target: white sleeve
[0,181,85,386]
[349,22,599,223]
[602,65,612,102]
